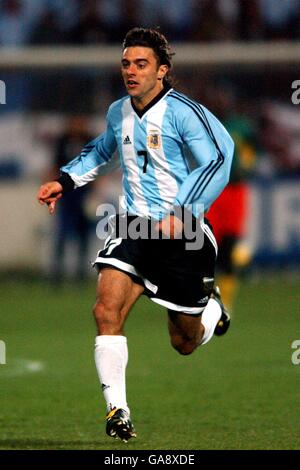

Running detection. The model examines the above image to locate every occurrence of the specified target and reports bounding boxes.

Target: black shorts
[93,215,218,314]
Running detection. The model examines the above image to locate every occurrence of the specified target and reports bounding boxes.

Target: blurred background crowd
[0,0,300,297]
[2,0,300,46]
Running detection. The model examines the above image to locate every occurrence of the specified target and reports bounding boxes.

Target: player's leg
[167,295,223,355]
[166,218,230,353]
[167,310,205,355]
[93,267,144,335]
[93,267,144,441]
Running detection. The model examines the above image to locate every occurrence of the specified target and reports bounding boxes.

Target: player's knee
[170,336,197,356]
[93,300,104,327]
[92,299,121,333]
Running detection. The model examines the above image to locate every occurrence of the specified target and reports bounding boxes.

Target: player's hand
[155,214,184,239]
[37,181,63,215]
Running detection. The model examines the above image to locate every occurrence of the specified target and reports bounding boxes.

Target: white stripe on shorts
[150,297,206,314]
[201,220,218,255]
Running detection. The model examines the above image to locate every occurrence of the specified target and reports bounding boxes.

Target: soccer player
[37,27,234,442]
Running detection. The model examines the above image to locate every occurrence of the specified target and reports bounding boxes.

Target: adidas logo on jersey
[123,135,132,145]
[197,296,209,304]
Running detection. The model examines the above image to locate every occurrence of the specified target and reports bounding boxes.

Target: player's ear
[158,64,168,81]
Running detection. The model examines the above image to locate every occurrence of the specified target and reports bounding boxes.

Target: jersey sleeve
[59,114,118,189]
[175,104,234,216]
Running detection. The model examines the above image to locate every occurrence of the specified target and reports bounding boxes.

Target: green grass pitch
[0,277,299,450]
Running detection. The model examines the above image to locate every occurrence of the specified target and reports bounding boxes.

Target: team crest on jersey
[147,131,161,149]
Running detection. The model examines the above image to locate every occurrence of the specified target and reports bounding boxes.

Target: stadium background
[0,0,300,450]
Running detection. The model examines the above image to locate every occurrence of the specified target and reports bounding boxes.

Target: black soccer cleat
[106,407,137,442]
[211,286,231,336]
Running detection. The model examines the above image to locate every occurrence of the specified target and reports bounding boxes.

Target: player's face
[121,47,168,108]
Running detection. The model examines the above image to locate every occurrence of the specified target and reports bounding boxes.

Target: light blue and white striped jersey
[61,87,234,219]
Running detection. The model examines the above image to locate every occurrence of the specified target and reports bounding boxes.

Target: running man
[37,27,234,442]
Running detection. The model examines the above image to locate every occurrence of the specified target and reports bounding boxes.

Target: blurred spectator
[137,0,196,42]
[49,115,94,284]
[258,0,300,40]
[237,0,263,40]
[0,0,32,46]
[98,0,132,42]
[46,0,81,31]
[30,7,64,45]
[157,0,196,42]
[68,0,109,44]
[260,102,300,176]
[113,0,140,43]
[192,0,238,42]
[217,0,240,40]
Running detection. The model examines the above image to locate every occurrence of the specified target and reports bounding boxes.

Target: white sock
[200,298,222,346]
[94,335,129,413]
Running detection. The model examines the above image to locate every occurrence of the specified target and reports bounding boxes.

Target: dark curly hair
[122,27,174,86]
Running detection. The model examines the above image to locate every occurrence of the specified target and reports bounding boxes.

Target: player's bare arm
[155,214,184,239]
[36,181,63,215]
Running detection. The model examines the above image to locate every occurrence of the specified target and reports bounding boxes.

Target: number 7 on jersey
[137,150,149,173]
